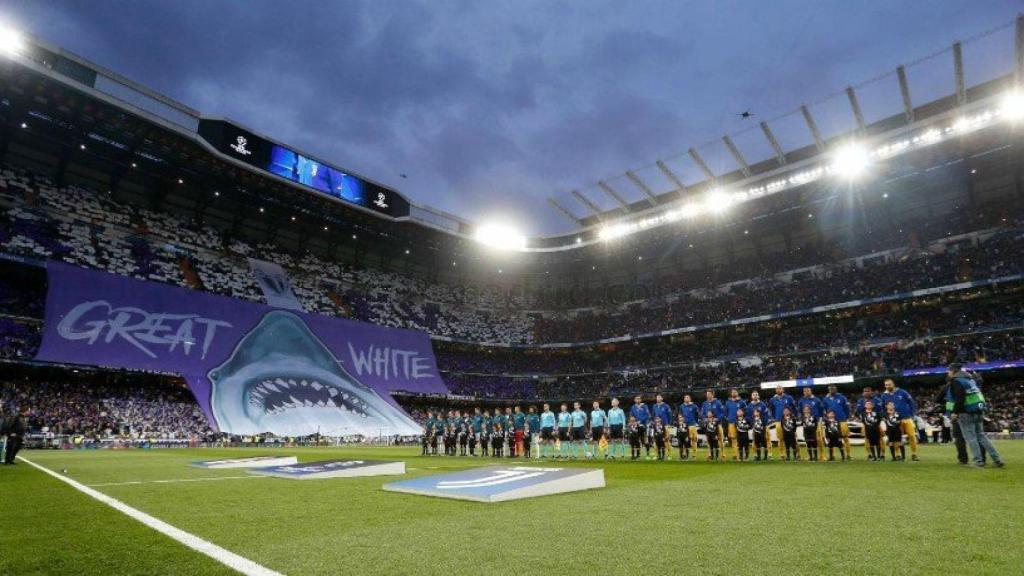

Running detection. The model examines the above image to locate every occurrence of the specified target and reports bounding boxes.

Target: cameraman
[2,406,29,465]
[933,379,981,465]
[945,364,1003,468]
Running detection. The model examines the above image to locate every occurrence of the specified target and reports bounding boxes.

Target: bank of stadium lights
[0,26,24,56]
[596,90,1024,245]
[474,223,527,251]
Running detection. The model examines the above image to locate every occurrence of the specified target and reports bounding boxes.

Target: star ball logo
[230,136,252,156]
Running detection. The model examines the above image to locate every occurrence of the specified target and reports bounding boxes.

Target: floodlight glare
[475,223,526,251]
[679,203,701,219]
[1001,91,1024,122]
[832,144,870,178]
[0,26,24,56]
[705,190,733,214]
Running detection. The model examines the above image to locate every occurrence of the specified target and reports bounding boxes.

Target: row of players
[420,379,920,462]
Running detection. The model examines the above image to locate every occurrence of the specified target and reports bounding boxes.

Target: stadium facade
[0,19,1023,437]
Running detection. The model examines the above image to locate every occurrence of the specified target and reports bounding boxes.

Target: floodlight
[1001,91,1024,122]
[0,26,24,56]
[704,190,733,214]
[475,223,526,251]
[832,144,870,178]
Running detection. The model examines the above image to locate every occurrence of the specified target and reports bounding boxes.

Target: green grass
[1,443,1021,575]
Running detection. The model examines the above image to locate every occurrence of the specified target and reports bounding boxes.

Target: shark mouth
[208,310,421,436]
[247,377,369,418]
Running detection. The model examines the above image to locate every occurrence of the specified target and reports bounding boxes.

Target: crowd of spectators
[3,163,1024,345]
[0,375,213,440]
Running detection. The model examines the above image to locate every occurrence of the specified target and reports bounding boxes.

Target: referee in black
[2,406,29,465]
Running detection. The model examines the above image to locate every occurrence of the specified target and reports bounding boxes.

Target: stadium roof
[0,17,1022,277]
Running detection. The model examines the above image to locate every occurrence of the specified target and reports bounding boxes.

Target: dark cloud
[3,0,1019,233]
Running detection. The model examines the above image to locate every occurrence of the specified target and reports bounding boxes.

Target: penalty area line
[18,456,284,576]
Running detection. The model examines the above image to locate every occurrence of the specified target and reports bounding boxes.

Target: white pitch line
[18,456,284,576]
[88,475,269,488]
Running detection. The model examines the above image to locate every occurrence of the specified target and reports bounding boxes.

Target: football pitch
[1,443,1021,576]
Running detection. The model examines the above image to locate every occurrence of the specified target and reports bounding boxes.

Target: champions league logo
[229,135,253,156]
[373,192,389,209]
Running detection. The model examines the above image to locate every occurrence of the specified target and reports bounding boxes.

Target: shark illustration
[208,311,421,436]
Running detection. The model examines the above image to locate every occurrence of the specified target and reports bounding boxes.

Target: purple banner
[36,262,445,436]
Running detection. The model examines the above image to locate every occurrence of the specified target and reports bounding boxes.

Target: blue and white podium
[383,466,605,502]
[191,455,298,469]
[249,459,405,479]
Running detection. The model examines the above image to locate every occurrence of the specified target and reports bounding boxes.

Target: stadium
[1,4,1023,575]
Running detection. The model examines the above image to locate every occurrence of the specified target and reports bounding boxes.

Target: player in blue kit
[798,387,826,461]
[630,396,652,457]
[880,378,919,461]
[607,397,627,459]
[678,394,700,460]
[770,386,796,459]
[823,385,852,459]
[701,390,726,456]
[652,394,673,458]
[724,388,747,460]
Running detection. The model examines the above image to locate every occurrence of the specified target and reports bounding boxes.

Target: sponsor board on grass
[382,466,605,502]
[191,455,298,469]
[249,459,405,479]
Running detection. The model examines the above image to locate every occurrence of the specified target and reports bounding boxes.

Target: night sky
[3,1,1019,233]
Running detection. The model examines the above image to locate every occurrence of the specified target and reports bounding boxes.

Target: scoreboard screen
[198,119,409,218]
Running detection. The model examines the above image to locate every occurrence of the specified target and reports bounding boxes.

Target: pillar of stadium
[800,105,825,153]
[546,19,1024,243]
[624,171,659,207]
[846,86,867,132]
[898,66,915,123]
[547,198,584,227]
[570,189,604,221]
[722,135,752,177]
[597,180,631,211]
[655,160,687,200]
[1018,14,1024,85]
[759,122,787,167]
[687,147,716,181]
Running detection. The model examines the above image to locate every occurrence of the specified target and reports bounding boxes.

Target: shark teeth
[249,377,371,418]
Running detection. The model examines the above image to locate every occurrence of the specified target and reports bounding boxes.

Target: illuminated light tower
[1001,91,1024,122]
[0,26,25,56]
[832,144,871,179]
[474,223,526,251]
